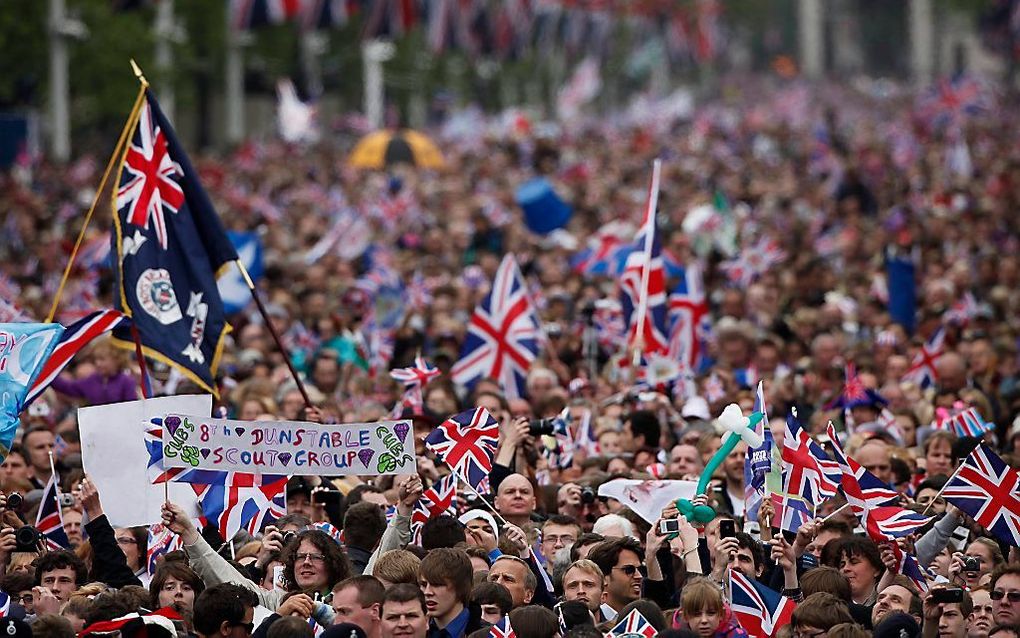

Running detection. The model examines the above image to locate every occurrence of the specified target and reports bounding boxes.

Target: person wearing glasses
[193,583,258,638]
[991,566,1020,626]
[162,501,343,630]
[586,538,642,621]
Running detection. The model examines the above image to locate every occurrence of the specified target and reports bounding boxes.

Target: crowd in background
[0,75,1018,637]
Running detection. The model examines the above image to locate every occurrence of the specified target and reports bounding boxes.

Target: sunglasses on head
[991,591,1020,602]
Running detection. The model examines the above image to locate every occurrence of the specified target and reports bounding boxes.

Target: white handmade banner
[79,395,208,527]
[159,414,416,476]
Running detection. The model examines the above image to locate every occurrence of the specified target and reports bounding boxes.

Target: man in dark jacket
[344,502,387,576]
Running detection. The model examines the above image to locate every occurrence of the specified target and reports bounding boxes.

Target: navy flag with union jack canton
[111,90,237,393]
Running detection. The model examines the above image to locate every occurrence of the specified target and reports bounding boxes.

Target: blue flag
[111,90,237,393]
[0,324,64,460]
[217,231,263,314]
[886,248,916,336]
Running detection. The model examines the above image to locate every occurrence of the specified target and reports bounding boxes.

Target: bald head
[935,352,967,392]
[856,439,892,485]
[495,474,536,525]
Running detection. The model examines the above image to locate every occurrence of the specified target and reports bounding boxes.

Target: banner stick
[235,259,313,410]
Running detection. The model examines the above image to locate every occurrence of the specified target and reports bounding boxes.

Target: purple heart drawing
[164,415,181,436]
[278,453,292,467]
[393,422,410,446]
[235,427,245,438]
[358,449,375,468]
[200,448,211,459]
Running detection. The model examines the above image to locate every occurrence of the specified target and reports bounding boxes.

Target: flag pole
[630,159,662,368]
[45,65,149,323]
[234,259,314,410]
[920,458,968,516]
[821,502,850,522]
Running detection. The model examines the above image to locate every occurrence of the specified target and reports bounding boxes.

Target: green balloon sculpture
[675,404,766,524]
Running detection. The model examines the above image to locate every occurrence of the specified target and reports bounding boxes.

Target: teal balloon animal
[675,404,766,524]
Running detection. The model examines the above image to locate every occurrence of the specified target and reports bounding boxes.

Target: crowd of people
[0,74,1019,638]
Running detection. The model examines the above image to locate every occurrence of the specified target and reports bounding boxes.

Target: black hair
[626,410,661,448]
[471,581,513,616]
[343,501,386,550]
[192,583,258,636]
[421,515,467,551]
[33,550,88,587]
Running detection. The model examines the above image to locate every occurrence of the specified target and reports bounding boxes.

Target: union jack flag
[575,408,600,455]
[719,237,786,288]
[24,309,127,407]
[425,408,500,490]
[826,423,930,539]
[146,522,185,575]
[410,473,458,544]
[780,410,841,532]
[390,355,441,389]
[945,291,979,326]
[36,473,69,550]
[592,298,626,351]
[198,475,288,540]
[917,75,993,129]
[571,223,629,276]
[934,406,994,438]
[620,161,669,359]
[144,416,287,486]
[667,262,710,372]
[0,592,9,617]
[728,569,796,638]
[608,608,658,638]
[489,616,516,638]
[944,444,1020,547]
[451,255,541,400]
[903,327,946,389]
[117,100,185,251]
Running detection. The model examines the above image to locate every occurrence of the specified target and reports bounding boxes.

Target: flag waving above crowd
[111,88,237,394]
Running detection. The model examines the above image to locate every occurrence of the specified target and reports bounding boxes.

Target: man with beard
[872,578,922,627]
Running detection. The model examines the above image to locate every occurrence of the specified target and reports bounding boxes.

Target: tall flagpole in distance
[234,261,314,411]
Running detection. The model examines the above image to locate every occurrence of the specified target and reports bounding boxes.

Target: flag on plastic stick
[780,410,841,533]
[111,88,237,395]
[451,255,541,400]
[607,608,657,637]
[425,408,500,491]
[146,522,185,574]
[36,473,70,550]
[728,568,796,638]
[943,444,1020,547]
[198,475,288,541]
[410,473,458,545]
[826,423,931,539]
[903,327,945,389]
[489,615,516,638]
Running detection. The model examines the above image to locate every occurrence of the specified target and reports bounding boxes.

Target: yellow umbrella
[347,129,445,170]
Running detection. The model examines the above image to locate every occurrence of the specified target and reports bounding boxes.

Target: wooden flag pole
[45,67,148,323]
[234,259,314,410]
[630,159,662,369]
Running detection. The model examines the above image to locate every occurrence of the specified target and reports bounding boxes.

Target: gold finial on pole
[130,59,149,87]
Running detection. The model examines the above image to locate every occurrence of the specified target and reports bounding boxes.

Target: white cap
[682,396,710,421]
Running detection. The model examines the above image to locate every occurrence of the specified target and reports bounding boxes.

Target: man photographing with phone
[923,585,973,638]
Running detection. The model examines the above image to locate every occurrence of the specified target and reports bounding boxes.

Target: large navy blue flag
[111,90,237,394]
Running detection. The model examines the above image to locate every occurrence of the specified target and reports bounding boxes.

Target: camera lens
[5,492,23,511]
[282,531,297,546]
[528,419,555,436]
[580,487,596,504]
[14,525,42,552]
